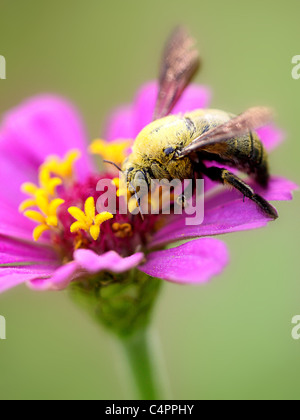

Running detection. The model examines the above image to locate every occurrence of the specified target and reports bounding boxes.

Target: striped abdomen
[185,109,270,187]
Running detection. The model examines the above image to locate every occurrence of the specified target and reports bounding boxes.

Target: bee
[122,27,278,219]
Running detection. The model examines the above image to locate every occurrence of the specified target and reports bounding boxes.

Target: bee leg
[201,165,278,219]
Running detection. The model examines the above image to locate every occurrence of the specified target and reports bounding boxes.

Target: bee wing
[153,26,200,121]
[178,107,273,156]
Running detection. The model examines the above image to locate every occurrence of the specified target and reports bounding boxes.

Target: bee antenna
[103,159,144,221]
[129,181,144,221]
[103,160,122,172]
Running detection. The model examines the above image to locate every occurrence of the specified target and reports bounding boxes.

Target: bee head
[125,167,149,197]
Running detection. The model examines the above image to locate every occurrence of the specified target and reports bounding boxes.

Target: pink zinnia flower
[0,81,297,294]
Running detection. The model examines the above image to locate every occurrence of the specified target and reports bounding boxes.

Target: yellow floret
[19,150,81,212]
[89,139,132,165]
[68,197,113,241]
[43,149,81,179]
[23,193,65,241]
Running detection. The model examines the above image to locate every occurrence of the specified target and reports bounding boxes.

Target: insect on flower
[0,26,297,312]
[123,27,278,219]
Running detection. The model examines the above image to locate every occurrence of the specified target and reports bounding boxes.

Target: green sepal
[69,269,162,337]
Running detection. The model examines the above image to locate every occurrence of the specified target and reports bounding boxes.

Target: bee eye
[164,147,175,156]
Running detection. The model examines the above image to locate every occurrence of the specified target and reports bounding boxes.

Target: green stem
[70,272,167,398]
[120,328,170,400]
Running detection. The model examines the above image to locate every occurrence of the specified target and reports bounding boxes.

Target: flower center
[19,148,161,263]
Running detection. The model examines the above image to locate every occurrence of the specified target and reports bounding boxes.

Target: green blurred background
[0,0,300,400]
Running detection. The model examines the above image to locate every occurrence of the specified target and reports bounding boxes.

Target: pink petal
[29,250,146,291]
[0,201,37,241]
[139,238,229,284]
[0,151,37,208]
[257,124,285,152]
[152,199,270,247]
[151,175,298,247]
[0,236,57,264]
[105,81,211,140]
[104,105,135,141]
[29,261,81,291]
[252,176,298,201]
[0,265,56,293]
[0,95,93,207]
[74,249,145,274]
